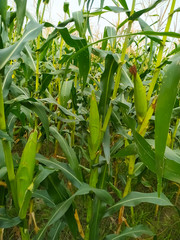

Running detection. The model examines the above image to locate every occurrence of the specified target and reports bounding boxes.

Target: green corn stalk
[35,1,46,128]
[16,129,38,218]
[96,0,137,234]
[112,0,136,100]
[103,0,136,126]
[147,0,177,101]
[0,74,18,209]
[54,37,64,155]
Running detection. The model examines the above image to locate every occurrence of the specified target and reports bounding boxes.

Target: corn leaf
[99,54,118,118]
[129,0,164,21]
[0,20,42,70]
[0,141,5,167]
[36,153,82,188]
[40,73,53,94]
[105,225,154,240]
[0,0,7,27]
[63,2,70,16]
[14,0,27,33]
[134,131,180,184]
[58,27,90,88]
[21,44,36,72]
[36,184,113,240]
[0,166,7,179]
[105,191,172,217]
[118,0,129,10]
[155,53,180,193]
[50,126,83,181]
[32,190,56,208]
[36,0,42,19]
[138,18,162,44]
[22,101,49,139]
[0,130,13,142]
[72,11,84,37]
[0,208,21,228]
[100,0,105,8]
[47,220,65,240]
[46,173,79,239]
[112,143,137,158]
[103,6,128,13]
[102,26,116,50]
[60,80,73,108]
[3,62,20,98]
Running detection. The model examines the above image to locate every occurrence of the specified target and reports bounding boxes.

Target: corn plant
[0,0,180,239]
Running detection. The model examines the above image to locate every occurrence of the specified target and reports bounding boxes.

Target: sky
[8,0,180,38]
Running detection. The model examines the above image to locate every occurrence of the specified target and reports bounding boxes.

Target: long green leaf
[32,190,56,208]
[0,216,21,228]
[50,126,83,181]
[0,20,42,70]
[72,11,84,37]
[22,44,36,72]
[41,97,83,120]
[36,183,113,240]
[60,80,73,108]
[112,143,137,158]
[99,54,118,118]
[36,153,82,188]
[0,166,7,179]
[103,6,128,13]
[155,53,180,193]
[105,191,172,216]
[129,0,164,21]
[14,0,27,33]
[0,0,7,27]
[102,26,116,49]
[138,18,162,44]
[105,224,154,240]
[3,62,20,98]
[47,220,65,240]
[0,140,5,167]
[36,197,74,240]
[58,27,90,88]
[100,0,105,8]
[0,130,13,142]
[46,173,79,239]
[118,0,129,10]
[134,131,180,184]
[22,101,49,139]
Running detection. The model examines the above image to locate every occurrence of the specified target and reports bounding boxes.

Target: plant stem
[85,153,99,240]
[20,220,30,240]
[35,2,46,128]
[112,0,136,100]
[0,75,18,209]
[54,38,64,155]
[146,0,176,101]
[171,118,179,149]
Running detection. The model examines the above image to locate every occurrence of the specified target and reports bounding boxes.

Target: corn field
[0,0,180,239]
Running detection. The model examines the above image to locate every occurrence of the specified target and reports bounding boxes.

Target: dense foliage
[0,0,180,239]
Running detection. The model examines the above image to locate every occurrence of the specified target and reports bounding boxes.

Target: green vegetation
[0,0,180,239]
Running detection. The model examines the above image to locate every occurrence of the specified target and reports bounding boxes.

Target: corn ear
[138,96,157,136]
[88,91,101,160]
[16,130,38,216]
[130,65,147,123]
